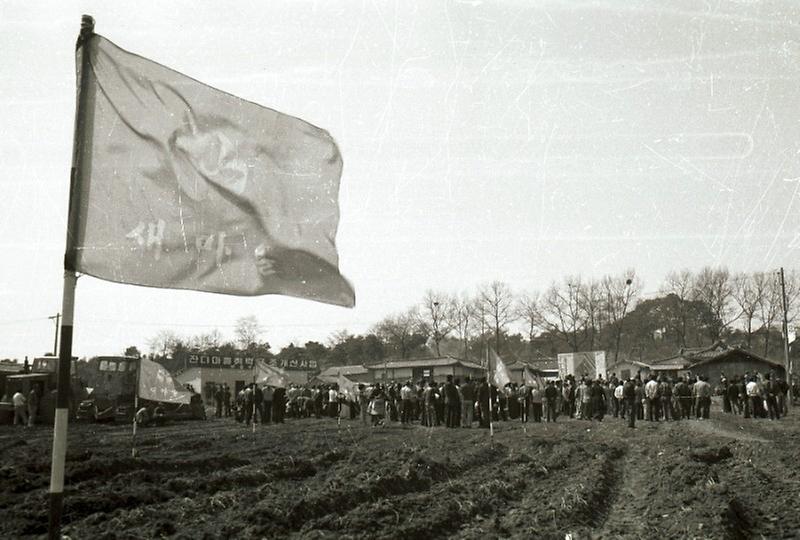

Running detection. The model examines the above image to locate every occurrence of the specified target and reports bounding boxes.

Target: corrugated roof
[365,356,485,371]
[319,365,369,377]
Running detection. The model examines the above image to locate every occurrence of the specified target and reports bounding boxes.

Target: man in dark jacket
[272,386,286,423]
[477,379,491,428]
[443,375,460,428]
[544,381,558,422]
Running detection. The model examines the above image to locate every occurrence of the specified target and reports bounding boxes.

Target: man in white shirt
[614,382,625,419]
[745,377,762,418]
[12,391,27,427]
[644,376,660,421]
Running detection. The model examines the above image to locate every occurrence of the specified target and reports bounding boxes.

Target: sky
[1,1,799,360]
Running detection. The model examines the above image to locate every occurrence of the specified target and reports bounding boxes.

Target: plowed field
[2,405,799,539]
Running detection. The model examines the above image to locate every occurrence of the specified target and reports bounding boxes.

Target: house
[651,341,786,382]
[606,359,652,381]
[506,358,559,382]
[173,350,314,403]
[365,355,485,384]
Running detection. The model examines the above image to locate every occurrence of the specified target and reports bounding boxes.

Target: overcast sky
[1,1,799,359]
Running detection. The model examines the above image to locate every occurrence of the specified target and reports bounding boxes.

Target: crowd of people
[210,369,792,430]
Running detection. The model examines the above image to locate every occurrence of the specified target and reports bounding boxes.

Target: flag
[254,360,288,388]
[523,366,537,387]
[73,34,354,307]
[489,348,512,388]
[523,365,545,389]
[337,370,358,401]
[138,357,192,404]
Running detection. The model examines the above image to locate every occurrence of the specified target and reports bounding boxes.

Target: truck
[0,356,87,425]
[76,356,205,423]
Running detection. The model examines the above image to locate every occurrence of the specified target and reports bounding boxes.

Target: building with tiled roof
[364,355,485,383]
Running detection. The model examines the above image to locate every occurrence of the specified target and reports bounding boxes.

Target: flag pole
[48,15,95,540]
[780,267,792,409]
[132,357,140,458]
[487,344,494,446]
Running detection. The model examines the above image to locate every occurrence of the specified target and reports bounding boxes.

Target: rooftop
[365,355,485,371]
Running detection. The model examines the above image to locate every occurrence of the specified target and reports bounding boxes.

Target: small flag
[337,370,358,401]
[489,348,512,388]
[73,34,354,307]
[523,366,537,387]
[254,360,288,388]
[138,357,192,404]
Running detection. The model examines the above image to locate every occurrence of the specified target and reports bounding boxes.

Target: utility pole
[48,313,61,356]
[779,268,792,408]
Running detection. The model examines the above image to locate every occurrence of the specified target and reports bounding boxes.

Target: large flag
[489,348,512,388]
[73,34,355,307]
[254,360,288,388]
[337,370,358,401]
[138,357,192,404]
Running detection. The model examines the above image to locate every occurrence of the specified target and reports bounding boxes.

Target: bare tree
[578,279,603,350]
[516,291,544,361]
[692,266,738,343]
[452,293,476,361]
[478,281,516,354]
[374,308,421,359]
[731,272,761,349]
[755,272,782,356]
[418,290,456,357]
[191,328,224,350]
[234,315,261,350]
[541,277,585,352]
[147,329,184,358]
[602,270,641,363]
[660,269,694,347]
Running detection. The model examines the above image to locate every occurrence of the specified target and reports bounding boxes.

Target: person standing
[399,381,415,425]
[27,386,39,427]
[477,378,491,428]
[623,378,636,428]
[530,383,543,423]
[693,376,712,419]
[243,384,254,425]
[517,383,530,423]
[644,376,659,421]
[262,385,273,423]
[12,390,27,427]
[575,379,590,420]
[544,381,558,422]
[328,385,339,418]
[614,380,625,419]
[459,377,475,428]
[590,380,606,421]
[443,375,460,428]
[223,384,232,417]
[213,385,224,418]
[764,374,780,420]
[659,378,673,421]
[272,385,286,423]
[358,384,370,425]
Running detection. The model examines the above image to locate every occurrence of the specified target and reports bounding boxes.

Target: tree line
[140,267,799,372]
